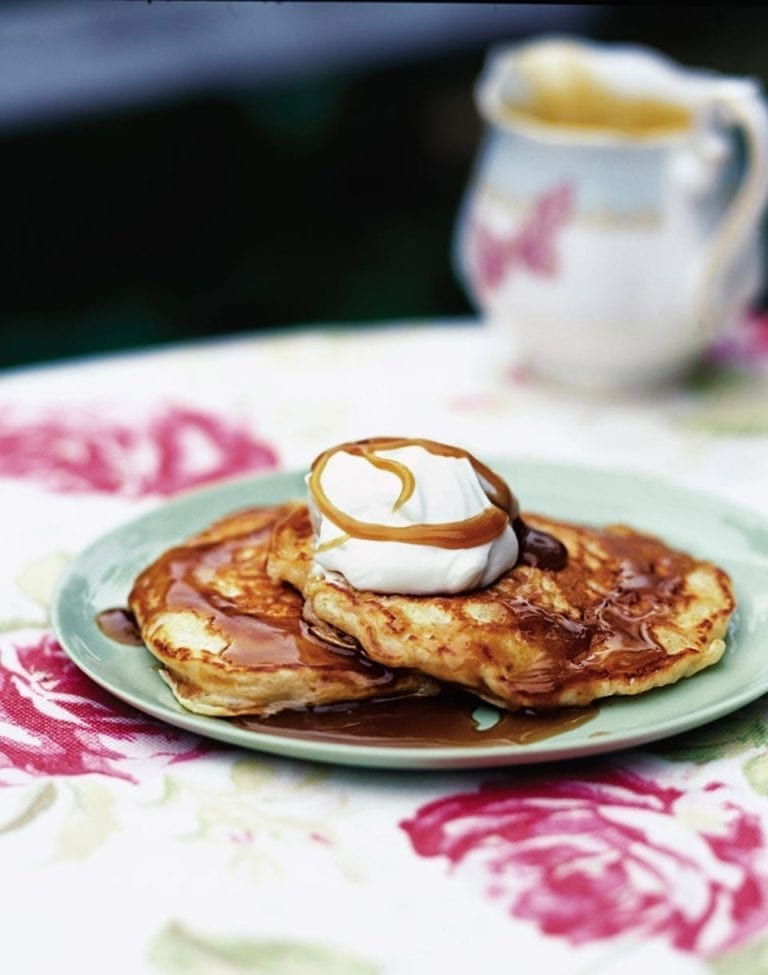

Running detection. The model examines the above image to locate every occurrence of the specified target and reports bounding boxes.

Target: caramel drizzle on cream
[309,437,519,551]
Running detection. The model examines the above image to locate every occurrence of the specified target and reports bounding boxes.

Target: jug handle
[696,82,768,341]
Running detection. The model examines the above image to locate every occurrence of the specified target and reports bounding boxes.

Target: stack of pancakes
[129,500,735,718]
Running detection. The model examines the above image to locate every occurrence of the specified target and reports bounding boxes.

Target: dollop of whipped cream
[307,439,519,595]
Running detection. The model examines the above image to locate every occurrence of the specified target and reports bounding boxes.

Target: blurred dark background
[2,2,768,369]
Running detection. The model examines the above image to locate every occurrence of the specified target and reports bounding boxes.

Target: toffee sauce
[97,607,144,646]
[237,692,597,748]
[94,502,595,748]
[308,437,570,573]
[508,54,692,137]
[122,522,396,682]
[96,605,597,747]
[498,528,698,696]
[96,505,690,749]
[513,516,568,571]
[308,436,517,549]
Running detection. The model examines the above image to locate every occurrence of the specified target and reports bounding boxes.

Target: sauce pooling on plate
[96,607,144,646]
[237,693,597,748]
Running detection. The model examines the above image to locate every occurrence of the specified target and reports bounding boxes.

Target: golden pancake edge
[128,504,438,717]
[266,503,735,711]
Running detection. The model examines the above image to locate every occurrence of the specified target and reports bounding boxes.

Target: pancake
[266,504,735,710]
[128,503,438,717]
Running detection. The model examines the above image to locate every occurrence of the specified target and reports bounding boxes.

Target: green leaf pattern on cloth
[14,551,72,624]
[678,377,768,435]
[148,921,381,975]
[742,753,768,796]
[0,781,56,835]
[710,932,768,974]
[138,758,362,885]
[52,778,119,861]
[647,698,768,765]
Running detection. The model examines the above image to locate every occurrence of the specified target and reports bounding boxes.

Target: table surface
[3,316,768,975]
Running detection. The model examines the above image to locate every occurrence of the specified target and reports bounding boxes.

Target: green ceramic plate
[52,462,768,770]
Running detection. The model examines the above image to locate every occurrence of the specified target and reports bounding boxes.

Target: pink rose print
[401,768,768,956]
[0,634,210,785]
[0,405,278,497]
[470,182,575,294]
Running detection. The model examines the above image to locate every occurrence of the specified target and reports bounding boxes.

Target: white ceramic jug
[455,38,768,388]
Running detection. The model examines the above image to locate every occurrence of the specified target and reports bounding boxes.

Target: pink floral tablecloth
[3,317,768,975]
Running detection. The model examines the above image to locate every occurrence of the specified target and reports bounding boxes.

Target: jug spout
[478,38,707,145]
